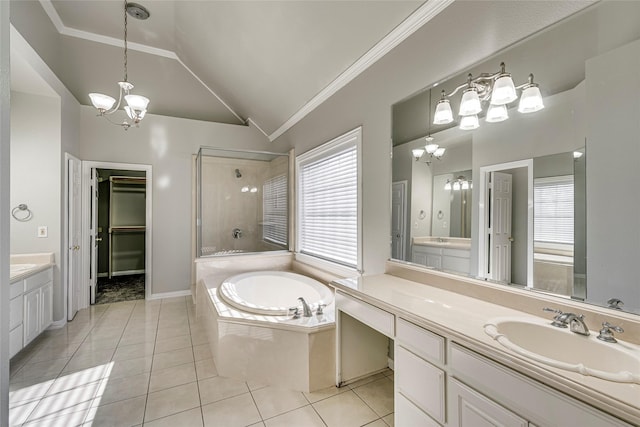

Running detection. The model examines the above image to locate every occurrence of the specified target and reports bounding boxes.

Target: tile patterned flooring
[9,297,394,426]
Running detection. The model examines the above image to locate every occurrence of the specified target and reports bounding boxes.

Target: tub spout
[298,297,312,317]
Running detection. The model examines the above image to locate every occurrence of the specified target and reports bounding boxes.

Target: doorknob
[95,237,103,242]
[396,234,400,238]
[508,237,514,242]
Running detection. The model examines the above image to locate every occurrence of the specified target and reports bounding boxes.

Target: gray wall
[272,1,587,275]
[586,39,640,311]
[79,107,272,295]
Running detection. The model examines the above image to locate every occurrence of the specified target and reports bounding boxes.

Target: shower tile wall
[201,156,287,254]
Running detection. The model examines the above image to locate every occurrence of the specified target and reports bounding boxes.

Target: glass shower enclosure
[196,147,290,258]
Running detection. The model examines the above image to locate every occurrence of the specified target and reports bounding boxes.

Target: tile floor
[9,297,394,426]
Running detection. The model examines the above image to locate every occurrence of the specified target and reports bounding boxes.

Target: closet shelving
[108,176,146,278]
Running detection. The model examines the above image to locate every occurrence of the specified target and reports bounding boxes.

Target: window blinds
[262,174,288,246]
[299,141,358,268]
[534,175,574,244]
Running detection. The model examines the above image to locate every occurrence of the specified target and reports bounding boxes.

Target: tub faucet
[298,297,312,317]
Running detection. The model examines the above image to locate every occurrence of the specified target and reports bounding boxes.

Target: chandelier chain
[123,0,128,83]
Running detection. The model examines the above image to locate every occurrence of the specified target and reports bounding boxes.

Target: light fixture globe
[433,147,446,158]
[491,73,518,105]
[459,114,479,130]
[89,93,116,112]
[459,88,481,116]
[125,94,150,111]
[518,85,544,113]
[434,99,454,124]
[412,148,425,161]
[425,143,439,154]
[486,104,509,123]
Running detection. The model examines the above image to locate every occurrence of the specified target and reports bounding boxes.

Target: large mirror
[391,1,640,314]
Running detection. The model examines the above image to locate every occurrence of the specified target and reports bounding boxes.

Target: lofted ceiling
[41,0,428,138]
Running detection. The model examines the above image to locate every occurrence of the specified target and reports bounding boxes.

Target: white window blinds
[297,128,360,269]
[534,175,574,244]
[262,174,288,246]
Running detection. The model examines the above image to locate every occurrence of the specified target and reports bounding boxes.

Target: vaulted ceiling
[30,0,430,139]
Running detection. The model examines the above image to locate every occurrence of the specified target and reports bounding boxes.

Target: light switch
[38,226,48,238]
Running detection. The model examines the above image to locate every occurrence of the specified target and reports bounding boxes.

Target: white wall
[10,90,62,307]
[79,107,271,295]
[586,39,640,311]
[272,1,588,275]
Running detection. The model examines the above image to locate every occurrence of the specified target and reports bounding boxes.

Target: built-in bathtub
[196,265,336,393]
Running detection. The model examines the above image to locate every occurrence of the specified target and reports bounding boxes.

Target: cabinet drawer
[396,392,441,427]
[10,280,23,299]
[450,344,632,427]
[24,268,52,292]
[10,326,23,359]
[396,345,445,424]
[442,248,470,258]
[336,292,394,337]
[396,318,445,365]
[10,296,23,330]
[413,245,443,256]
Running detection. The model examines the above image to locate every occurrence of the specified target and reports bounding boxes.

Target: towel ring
[11,204,32,222]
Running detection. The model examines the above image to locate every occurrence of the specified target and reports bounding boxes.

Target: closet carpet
[96,274,145,304]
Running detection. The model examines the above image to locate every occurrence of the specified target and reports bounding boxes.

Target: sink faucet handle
[597,322,624,343]
[288,307,300,319]
[543,307,563,315]
[543,307,570,328]
[316,304,327,315]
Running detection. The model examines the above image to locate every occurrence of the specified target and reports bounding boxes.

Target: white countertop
[10,253,55,282]
[331,273,640,425]
[412,236,471,250]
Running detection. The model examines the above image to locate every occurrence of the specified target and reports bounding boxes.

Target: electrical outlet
[38,226,48,238]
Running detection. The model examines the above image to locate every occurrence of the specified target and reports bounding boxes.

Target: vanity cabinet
[411,244,470,274]
[17,268,53,350]
[9,280,24,358]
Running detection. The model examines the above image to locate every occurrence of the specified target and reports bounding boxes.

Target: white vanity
[9,253,55,358]
[411,237,471,275]
[333,262,639,426]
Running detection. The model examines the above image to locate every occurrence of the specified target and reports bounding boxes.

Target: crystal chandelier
[89,1,150,130]
[433,62,544,130]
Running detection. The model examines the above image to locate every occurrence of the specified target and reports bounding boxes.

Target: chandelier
[433,62,544,130]
[412,89,446,164]
[88,1,150,130]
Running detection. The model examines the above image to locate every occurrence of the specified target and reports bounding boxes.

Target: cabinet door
[449,379,527,427]
[40,282,53,332]
[426,254,442,269]
[412,251,428,266]
[23,289,40,346]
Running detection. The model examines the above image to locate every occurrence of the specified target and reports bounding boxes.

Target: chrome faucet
[543,308,590,336]
[607,298,624,310]
[298,297,312,317]
[597,322,624,343]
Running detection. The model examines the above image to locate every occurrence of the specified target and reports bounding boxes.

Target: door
[67,155,82,320]
[391,181,407,260]
[89,168,99,304]
[488,172,513,282]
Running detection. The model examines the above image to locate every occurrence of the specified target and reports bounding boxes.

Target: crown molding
[267,0,454,142]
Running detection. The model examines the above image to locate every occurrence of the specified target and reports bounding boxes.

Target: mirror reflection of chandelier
[445,176,472,191]
[412,89,446,164]
[434,62,544,130]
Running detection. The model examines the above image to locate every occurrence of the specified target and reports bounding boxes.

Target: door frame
[64,152,82,321]
[391,180,408,260]
[477,159,533,286]
[81,160,153,306]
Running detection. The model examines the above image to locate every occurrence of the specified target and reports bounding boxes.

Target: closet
[96,169,146,303]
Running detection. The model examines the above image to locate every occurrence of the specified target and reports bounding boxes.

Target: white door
[89,168,99,304]
[488,172,513,282]
[391,181,407,260]
[67,156,82,320]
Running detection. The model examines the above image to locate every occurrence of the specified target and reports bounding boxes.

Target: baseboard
[149,289,192,300]
[111,269,145,277]
[47,318,67,330]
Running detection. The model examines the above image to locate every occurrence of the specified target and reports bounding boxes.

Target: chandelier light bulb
[491,63,517,105]
[125,94,150,111]
[425,143,439,154]
[89,93,116,111]
[459,114,479,130]
[459,88,482,116]
[412,148,425,160]
[453,181,461,191]
[433,147,446,158]
[486,104,509,123]
[444,181,452,191]
[461,180,470,190]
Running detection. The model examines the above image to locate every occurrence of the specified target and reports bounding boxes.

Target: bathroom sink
[10,263,37,272]
[484,317,640,383]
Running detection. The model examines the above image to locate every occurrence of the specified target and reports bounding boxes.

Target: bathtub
[196,268,336,392]
[219,271,334,315]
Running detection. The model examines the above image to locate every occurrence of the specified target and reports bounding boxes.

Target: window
[296,127,361,270]
[534,175,574,244]
[262,174,288,246]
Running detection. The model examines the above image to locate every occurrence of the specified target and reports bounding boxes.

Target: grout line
[141,298,163,425]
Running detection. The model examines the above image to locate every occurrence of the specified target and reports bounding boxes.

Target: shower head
[235,169,242,178]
